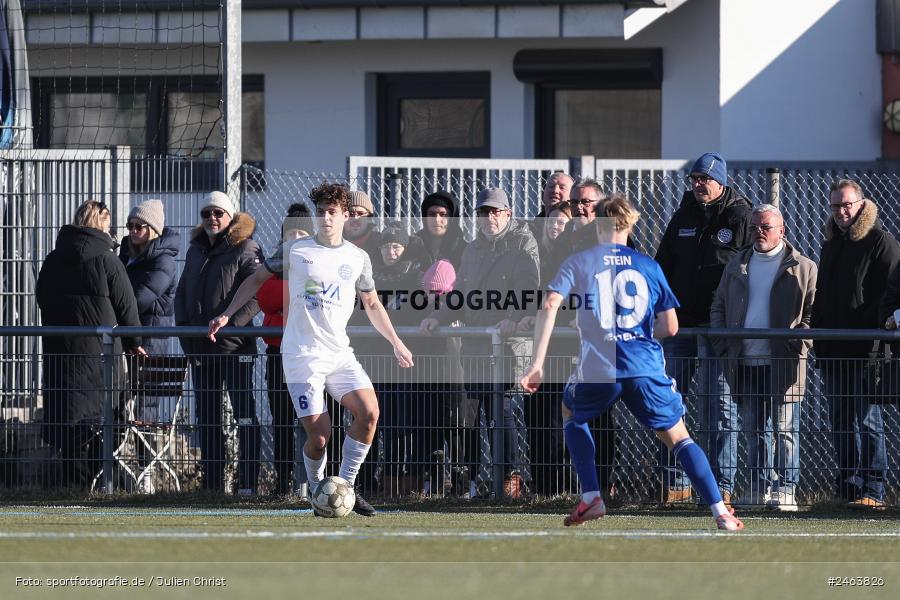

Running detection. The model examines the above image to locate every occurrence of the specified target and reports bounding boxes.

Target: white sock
[338,435,371,487]
[710,501,729,518]
[303,449,326,490]
[582,490,602,504]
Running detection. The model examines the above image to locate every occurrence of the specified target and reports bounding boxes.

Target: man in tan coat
[710,204,816,511]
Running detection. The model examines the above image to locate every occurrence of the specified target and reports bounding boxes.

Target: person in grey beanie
[119,199,181,355]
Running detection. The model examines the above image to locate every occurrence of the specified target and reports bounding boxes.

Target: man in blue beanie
[653,152,752,508]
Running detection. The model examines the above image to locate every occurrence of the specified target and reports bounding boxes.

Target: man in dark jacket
[175,191,261,495]
[654,152,751,506]
[812,179,900,510]
[37,200,143,488]
[422,188,540,497]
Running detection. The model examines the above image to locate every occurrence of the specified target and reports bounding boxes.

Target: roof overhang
[21,1,688,44]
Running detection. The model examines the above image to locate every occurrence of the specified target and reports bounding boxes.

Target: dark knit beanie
[421,191,457,217]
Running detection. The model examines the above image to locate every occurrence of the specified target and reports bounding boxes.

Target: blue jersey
[548,243,679,382]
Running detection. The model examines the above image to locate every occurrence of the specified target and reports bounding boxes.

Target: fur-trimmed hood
[190,212,257,247]
[824,199,878,242]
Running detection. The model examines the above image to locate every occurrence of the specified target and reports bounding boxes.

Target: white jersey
[265,236,374,354]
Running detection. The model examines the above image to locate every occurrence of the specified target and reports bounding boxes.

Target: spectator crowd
[32,152,900,510]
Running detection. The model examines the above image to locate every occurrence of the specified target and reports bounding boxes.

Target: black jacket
[362,237,428,357]
[119,227,180,354]
[175,213,260,355]
[36,225,142,432]
[813,200,900,359]
[655,187,753,326]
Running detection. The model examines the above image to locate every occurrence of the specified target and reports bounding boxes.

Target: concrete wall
[244,0,724,172]
[24,0,882,172]
[718,0,880,161]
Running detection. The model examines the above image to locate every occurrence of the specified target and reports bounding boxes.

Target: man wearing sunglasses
[811,179,899,510]
[421,188,540,498]
[654,152,752,507]
[711,204,816,511]
[175,191,262,496]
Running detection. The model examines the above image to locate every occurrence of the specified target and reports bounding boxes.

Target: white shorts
[283,349,373,418]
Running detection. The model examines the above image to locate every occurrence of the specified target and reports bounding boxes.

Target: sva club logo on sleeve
[716,228,733,243]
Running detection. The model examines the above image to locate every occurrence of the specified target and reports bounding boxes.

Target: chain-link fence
[241,160,900,265]
[1,327,898,508]
[4,154,900,508]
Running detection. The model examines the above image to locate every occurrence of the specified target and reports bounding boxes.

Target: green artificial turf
[0,505,897,599]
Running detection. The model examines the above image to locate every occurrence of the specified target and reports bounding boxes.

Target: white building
[23,0,882,174]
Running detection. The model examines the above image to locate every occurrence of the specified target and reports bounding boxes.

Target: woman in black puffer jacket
[37,200,143,488]
[118,199,180,356]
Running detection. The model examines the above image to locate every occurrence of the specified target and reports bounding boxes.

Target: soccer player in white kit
[208,183,414,516]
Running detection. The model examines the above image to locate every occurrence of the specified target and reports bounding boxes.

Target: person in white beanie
[119,199,181,355]
[175,190,261,495]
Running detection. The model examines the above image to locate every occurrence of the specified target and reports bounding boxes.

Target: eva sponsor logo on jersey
[303,278,343,309]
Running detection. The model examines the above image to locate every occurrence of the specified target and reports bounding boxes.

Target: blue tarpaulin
[0,0,15,149]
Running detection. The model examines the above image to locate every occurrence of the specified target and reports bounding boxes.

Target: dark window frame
[376,72,491,158]
[31,75,264,192]
[512,49,662,159]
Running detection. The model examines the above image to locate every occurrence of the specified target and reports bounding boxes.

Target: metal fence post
[388,172,403,219]
[569,155,596,181]
[100,328,116,494]
[766,167,781,207]
[490,329,505,498]
[109,145,131,234]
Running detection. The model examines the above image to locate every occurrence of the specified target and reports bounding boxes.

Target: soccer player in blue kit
[520,194,744,531]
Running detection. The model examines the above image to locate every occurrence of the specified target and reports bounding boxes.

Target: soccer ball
[311,476,356,518]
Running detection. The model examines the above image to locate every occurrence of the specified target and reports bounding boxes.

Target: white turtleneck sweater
[742,240,785,365]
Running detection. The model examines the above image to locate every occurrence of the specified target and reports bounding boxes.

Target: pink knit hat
[423,260,456,295]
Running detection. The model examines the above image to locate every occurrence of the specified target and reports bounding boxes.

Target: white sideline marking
[0,530,898,540]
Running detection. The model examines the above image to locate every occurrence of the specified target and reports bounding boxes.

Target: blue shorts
[563,375,685,432]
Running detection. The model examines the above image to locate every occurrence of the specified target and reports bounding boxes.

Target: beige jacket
[710,239,817,402]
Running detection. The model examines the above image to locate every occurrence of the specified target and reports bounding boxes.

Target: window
[550,89,660,158]
[49,93,148,152]
[32,76,264,191]
[377,72,490,158]
[514,49,663,159]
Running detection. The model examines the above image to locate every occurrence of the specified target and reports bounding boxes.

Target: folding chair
[117,355,189,492]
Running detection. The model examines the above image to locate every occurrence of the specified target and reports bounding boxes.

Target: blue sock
[672,438,722,505]
[563,419,600,495]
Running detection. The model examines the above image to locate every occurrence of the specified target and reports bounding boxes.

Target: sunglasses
[751,224,779,233]
[829,199,862,213]
[201,208,227,219]
[688,175,715,185]
[125,222,149,232]
[477,207,506,217]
